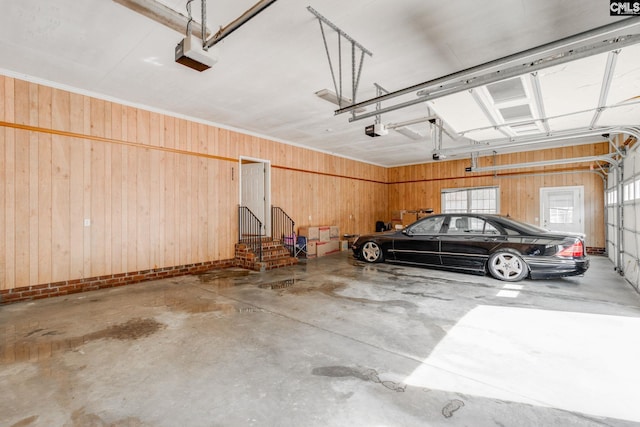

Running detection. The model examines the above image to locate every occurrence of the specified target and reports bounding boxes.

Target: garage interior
[1,0,640,425]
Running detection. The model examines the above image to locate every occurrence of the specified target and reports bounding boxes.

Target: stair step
[234,239,299,272]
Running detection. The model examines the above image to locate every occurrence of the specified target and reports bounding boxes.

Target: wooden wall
[388,144,608,248]
[0,76,387,291]
[0,75,607,292]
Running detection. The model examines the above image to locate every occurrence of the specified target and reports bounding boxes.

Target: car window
[410,216,445,234]
[446,216,500,235]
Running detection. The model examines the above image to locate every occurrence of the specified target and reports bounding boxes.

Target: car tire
[487,251,528,282]
[361,241,383,263]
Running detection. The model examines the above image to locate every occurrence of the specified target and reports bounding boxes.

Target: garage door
[609,148,640,293]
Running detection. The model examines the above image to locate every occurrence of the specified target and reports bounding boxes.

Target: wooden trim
[388,167,597,184]
[0,120,386,184]
[0,120,237,163]
[272,164,386,184]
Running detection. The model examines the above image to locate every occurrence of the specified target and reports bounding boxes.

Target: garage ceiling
[0,0,639,167]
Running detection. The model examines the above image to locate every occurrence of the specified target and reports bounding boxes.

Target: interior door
[540,186,584,235]
[241,160,267,236]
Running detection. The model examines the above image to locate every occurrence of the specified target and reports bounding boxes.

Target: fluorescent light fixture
[315,89,366,113]
[113,0,210,39]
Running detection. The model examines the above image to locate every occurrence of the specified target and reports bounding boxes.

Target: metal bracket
[307,6,372,118]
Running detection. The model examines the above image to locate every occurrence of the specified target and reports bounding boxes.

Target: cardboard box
[318,226,331,242]
[339,240,349,251]
[391,210,406,221]
[330,226,340,239]
[402,212,418,226]
[316,240,340,257]
[306,240,317,257]
[298,226,319,241]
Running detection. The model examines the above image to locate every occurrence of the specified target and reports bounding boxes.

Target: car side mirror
[402,228,412,236]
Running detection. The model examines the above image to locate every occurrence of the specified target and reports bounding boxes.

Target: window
[410,216,445,234]
[442,187,499,214]
[446,216,500,235]
[624,182,634,202]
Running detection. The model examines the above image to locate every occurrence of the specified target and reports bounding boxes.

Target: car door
[438,216,505,272]
[390,215,445,267]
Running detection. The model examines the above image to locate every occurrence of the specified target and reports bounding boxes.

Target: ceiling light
[315,89,366,113]
[113,0,210,38]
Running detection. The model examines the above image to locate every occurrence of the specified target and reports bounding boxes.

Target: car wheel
[487,251,528,282]
[361,241,383,263]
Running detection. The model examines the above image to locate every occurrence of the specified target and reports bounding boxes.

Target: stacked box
[298,226,319,241]
[317,240,340,257]
[298,225,341,257]
[330,226,340,240]
[306,241,317,258]
[318,226,331,242]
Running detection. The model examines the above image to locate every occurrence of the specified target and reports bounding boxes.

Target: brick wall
[0,259,235,305]
[587,247,606,255]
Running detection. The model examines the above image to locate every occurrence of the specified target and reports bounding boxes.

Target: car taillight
[557,241,584,257]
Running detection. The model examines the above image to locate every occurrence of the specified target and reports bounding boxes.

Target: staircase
[235,238,298,272]
[235,206,299,272]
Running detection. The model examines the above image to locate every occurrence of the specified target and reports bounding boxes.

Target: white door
[240,159,270,236]
[540,186,584,235]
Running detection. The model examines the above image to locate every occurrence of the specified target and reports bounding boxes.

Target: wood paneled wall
[0,75,607,292]
[0,76,387,291]
[388,144,608,248]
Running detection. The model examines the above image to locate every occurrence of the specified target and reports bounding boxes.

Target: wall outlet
[84,219,91,227]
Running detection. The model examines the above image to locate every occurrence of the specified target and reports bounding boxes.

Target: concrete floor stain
[9,415,39,427]
[312,366,406,392]
[86,318,165,341]
[163,294,234,314]
[442,399,465,418]
[258,279,296,290]
[196,269,250,282]
[70,407,149,426]
[1,318,165,364]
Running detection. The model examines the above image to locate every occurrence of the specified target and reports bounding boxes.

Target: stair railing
[238,206,263,262]
[271,206,295,256]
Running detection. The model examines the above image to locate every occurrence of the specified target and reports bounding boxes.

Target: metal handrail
[272,206,295,256]
[238,206,263,262]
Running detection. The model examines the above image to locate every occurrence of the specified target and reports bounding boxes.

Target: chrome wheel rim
[491,253,523,280]
[362,242,380,262]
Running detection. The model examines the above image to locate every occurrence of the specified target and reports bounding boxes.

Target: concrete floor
[2,253,640,427]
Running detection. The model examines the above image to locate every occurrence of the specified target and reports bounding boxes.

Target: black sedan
[352,213,589,282]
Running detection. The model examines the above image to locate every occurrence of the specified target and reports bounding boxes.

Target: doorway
[540,186,584,235]
[240,157,271,236]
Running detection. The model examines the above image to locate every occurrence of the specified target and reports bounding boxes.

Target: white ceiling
[1,0,639,166]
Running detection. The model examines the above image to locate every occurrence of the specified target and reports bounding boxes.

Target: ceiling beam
[204,0,277,49]
[113,0,210,38]
[436,126,640,158]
